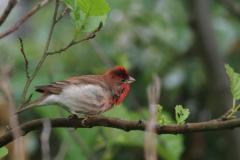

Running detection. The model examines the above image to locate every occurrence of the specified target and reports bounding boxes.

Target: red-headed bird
[16,66,135,124]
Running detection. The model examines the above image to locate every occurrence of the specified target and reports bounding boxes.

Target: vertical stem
[233,97,236,110]
[226,98,236,118]
[44,0,59,53]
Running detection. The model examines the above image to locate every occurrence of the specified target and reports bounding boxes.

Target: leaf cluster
[225,64,240,118]
[61,0,110,33]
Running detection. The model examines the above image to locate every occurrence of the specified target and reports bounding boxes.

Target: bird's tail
[15,94,49,114]
[15,100,41,114]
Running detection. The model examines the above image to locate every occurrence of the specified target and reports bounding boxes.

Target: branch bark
[1,116,240,148]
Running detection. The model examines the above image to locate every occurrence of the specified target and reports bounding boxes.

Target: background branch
[70,132,97,160]
[0,0,53,39]
[0,53,25,159]
[220,0,240,19]
[40,119,52,160]
[0,0,17,27]
[144,75,161,160]
[54,141,69,160]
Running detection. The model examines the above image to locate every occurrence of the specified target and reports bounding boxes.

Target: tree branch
[0,0,53,39]
[0,0,17,27]
[1,116,240,148]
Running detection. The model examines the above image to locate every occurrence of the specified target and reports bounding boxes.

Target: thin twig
[88,40,115,68]
[18,37,30,79]
[70,132,97,160]
[56,7,68,23]
[0,0,17,27]
[24,94,33,105]
[2,116,240,148]
[58,109,97,160]
[46,21,103,55]
[17,0,60,111]
[44,0,60,53]
[0,0,53,39]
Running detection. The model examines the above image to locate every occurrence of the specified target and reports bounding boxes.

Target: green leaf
[77,0,110,16]
[0,147,8,159]
[70,9,106,32]
[156,105,163,117]
[225,64,240,100]
[159,115,171,127]
[62,0,108,32]
[175,105,190,124]
[155,105,170,126]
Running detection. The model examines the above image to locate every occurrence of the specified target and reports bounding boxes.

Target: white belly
[38,84,112,116]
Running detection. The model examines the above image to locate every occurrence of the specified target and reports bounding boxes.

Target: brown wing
[65,75,112,92]
[35,81,71,94]
[35,75,110,94]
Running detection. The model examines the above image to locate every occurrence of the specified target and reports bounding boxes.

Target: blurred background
[1,0,240,159]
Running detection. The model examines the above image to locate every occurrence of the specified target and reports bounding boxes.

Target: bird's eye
[121,78,125,82]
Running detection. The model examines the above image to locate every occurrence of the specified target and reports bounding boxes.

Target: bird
[16,66,135,125]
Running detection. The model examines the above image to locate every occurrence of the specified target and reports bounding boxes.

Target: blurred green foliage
[1,0,240,159]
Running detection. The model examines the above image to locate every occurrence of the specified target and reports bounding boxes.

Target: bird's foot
[67,114,78,121]
[82,116,90,126]
[67,114,79,131]
[69,128,77,132]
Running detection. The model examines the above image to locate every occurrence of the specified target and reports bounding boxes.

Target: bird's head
[103,66,135,104]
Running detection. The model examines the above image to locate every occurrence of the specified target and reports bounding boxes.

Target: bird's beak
[128,77,136,84]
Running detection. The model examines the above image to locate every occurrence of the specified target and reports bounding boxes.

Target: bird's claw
[82,118,87,126]
[81,116,90,126]
[67,114,78,121]
[69,127,77,132]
